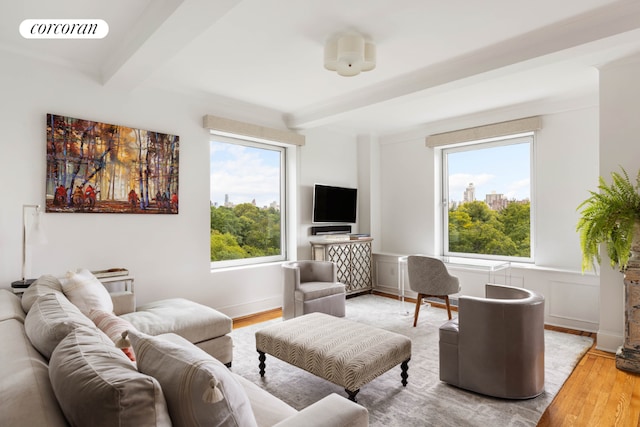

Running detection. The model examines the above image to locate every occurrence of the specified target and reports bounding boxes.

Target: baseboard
[596,330,623,353]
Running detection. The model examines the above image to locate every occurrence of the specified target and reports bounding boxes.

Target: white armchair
[282,260,346,320]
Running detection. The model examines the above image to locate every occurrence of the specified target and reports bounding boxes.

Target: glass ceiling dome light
[324,32,376,77]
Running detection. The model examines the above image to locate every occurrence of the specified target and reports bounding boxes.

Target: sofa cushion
[121,298,232,344]
[128,329,257,427]
[61,268,114,316]
[0,318,68,427]
[89,308,137,361]
[232,374,297,426]
[25,292,95,359]
[21,274,64,313]
[49,326,171,427]
[0,289,26,323]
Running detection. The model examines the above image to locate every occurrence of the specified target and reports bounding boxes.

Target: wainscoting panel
[375,258,399,289]
[548,279,599,325]
[373,253,600,332]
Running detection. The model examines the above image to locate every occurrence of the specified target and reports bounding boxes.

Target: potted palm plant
[577,167,640,373]
[577,167,640,272]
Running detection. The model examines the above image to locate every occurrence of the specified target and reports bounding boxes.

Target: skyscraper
[463,183,475,203]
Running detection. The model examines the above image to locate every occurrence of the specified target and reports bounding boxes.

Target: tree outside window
[443,135,533,261]
[210,137,286,268]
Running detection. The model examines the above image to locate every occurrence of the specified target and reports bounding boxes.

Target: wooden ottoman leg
[346,388,360,403]
[401,358,410,387]
[258,350,266,377]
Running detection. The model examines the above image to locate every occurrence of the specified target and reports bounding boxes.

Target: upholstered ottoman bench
[255,312,411,402]
[120,298,233,366]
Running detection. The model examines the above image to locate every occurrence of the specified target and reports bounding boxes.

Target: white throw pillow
[21,274,64,313]
[128,329,258,427]
[61,269,113,315]
[49,326,171,427]
[24,292,95,359]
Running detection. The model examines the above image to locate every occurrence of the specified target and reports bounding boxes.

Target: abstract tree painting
[46,114,179,214]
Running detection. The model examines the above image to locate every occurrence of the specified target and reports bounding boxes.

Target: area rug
[229,294,593,427]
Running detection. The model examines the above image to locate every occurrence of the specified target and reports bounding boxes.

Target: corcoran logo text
[20,19,109,39]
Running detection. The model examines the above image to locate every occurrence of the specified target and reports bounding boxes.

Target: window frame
[209,134,287,269]
[441,132,535,263]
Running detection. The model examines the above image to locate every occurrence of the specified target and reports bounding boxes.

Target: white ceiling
[2,0,640,137]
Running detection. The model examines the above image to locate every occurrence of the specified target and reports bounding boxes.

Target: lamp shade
[16,204,47,285]
[28,208,47,246]
[324,32,376,77]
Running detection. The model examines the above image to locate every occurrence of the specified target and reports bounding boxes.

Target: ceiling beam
[101,0,241,90]
[286,0,640,130]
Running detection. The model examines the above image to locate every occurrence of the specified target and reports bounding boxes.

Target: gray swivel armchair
[282,260,346,320]
[407,255,461,326]
[439,283,545,399]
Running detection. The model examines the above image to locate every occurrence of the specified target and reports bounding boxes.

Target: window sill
[210,260,285,273]
[509,262,597,276]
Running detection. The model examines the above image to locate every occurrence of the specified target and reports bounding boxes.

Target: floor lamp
[12,204,47,289]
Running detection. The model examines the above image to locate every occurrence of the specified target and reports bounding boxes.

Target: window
[442,134,533,261]
[210,135,286,268]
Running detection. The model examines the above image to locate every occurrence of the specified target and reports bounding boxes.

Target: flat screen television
[312,184,357,223]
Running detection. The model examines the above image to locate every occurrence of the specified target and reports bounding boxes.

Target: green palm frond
[576,167,640,272]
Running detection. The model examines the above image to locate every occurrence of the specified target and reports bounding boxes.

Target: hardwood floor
[232,307,281,329]
[538,341,640,426]
[231,295,640,426]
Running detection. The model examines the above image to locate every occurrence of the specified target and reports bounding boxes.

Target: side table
[11,279,36,295]
[97,275,135,293]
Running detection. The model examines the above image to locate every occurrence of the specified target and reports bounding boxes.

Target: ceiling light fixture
[324,32,376,77]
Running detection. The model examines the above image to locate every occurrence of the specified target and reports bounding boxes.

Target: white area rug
[229,294,593,427]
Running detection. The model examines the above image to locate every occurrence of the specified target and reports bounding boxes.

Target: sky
[209,138,530,208]
[447,141,530,203]
[210,140,281,208]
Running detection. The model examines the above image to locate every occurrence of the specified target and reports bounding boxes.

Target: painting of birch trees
[46,114,179,214]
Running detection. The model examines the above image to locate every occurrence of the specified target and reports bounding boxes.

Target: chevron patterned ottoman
[255,312,411,402]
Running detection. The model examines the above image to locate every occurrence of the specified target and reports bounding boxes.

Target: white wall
[374,107,601,333]
[296,128,359,260]
[379,138,438,255]
[597,53,640,351]
[0,51,358,319]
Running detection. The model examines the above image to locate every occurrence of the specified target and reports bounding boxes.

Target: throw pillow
[88,309,136,362]
[49,326,171,427]
[128,329,258,427]
[21,274,64,313]
[24,292,95,359]
[61,269,113,316]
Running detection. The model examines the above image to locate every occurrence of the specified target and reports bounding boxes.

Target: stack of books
[349,233,371,240]
[91,268,129,279]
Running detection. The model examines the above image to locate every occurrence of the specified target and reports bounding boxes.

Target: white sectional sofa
[0,273,368,427]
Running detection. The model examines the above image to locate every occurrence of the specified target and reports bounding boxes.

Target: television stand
[310,237,373,295]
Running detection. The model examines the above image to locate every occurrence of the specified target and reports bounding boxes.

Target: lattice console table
[310,237,373,295]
